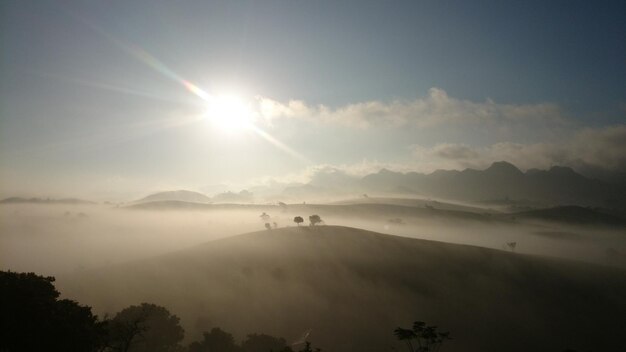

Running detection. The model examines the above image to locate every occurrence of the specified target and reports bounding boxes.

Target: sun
[204,94,256,133]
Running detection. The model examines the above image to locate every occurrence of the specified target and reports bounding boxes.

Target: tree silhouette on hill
[309,215,322,226]
[294,216,304,226]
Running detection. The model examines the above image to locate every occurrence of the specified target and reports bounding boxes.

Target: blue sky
[1,1,625,199]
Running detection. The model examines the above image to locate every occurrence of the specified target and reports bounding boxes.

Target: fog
[4,2,626,351]
[2,202,625,278]
[1,204,260,275]
[2,200,626,351]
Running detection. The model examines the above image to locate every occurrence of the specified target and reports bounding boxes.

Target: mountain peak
[485,161,523,175]
[138,190,211,203]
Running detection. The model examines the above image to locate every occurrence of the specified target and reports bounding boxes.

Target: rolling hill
[125,200,502,226]
[136,190,211,203]
[330,196,497,214]
[59,226,626,352]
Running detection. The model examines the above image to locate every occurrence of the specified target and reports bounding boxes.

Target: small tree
[265,223,272,230]
[241,333,288,352]
[506,242,517,252]
[294,216,304,226]
[394,321,451,352]
[309,215,322,226]
[188,327,238,352]
[260,212,270,222]
[187,328,320,352]
[298,341,321,352]
[108,303,184,352]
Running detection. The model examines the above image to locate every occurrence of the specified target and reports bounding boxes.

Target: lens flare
[204,94,255,133]
[75,16,308,162]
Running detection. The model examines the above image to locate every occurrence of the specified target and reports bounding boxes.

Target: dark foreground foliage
[0,270,321,352]
[1,270,593,352]
[189,329,320,352]
[394,321,451,352]
[0,271,107,352]
[106,303,185,352]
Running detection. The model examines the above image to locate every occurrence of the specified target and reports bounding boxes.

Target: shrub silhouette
[294,216,304,226]
[394,321,451,352]
[506,242,517,252]
[2,270,326,352]
[188,327,238,352]
[108,303,184,352]
[241,333,288,352]
[188,328,321,352]
[296,341,321,352]
[309,215,322,226]
[0,270,107,352]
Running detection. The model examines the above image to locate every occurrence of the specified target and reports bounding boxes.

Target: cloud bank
[411,125,626,173]
[257,88,568,132]
[252,88,625,182]
[248,124,626,189]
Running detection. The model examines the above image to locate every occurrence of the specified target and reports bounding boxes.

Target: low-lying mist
[2,201,624,277]
[1,204,260,275]
[2,201,625,352]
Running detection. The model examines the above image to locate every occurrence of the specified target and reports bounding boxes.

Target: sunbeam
[249,125,311,163]
[61,12,308,163]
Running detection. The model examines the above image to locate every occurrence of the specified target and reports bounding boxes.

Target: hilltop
[59,226,626,352]
[136,190,211,203]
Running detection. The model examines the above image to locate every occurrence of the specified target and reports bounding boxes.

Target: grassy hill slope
[59,226,626,352]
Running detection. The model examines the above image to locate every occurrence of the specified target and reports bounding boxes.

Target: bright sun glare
[204,94,256,133]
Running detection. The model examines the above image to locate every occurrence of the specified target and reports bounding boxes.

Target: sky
[1,0,625,200]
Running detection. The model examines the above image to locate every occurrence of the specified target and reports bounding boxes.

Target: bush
[107,303,184,352]
[0,271,107,352]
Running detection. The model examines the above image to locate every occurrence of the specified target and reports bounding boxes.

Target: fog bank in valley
[2,200,624,277]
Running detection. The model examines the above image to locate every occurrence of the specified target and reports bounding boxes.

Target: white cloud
[246,161,393,185]
[256,88,568,131]
[247,92,625,186]
[245,124,626,190]
[431,143,479,160]
[411,124,626,173]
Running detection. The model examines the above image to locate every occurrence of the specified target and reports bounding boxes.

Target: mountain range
[3,162,623,210]
[287,161,625,209]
